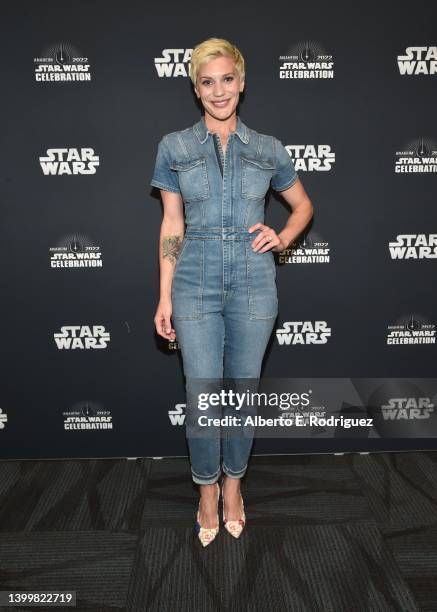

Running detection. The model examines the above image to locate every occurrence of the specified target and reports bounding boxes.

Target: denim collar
[194,114,249,145]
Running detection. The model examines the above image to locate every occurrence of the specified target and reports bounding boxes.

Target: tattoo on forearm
[162,235,183,265]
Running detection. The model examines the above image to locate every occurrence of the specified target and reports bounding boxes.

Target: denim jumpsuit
[150,115,298,484]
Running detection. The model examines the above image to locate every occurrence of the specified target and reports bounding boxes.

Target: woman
[151,38,313,546]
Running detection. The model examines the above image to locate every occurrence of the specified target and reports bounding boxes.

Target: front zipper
[213,133,224,177]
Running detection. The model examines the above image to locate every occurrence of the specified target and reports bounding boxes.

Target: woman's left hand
[248,223,286,253]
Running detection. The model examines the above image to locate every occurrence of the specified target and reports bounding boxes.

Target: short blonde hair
[189,37,245,86]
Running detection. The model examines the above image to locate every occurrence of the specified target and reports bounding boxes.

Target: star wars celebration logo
[397,46,437,75]
[279,41,334,79]
[154,49,192,77]
[275,388,327,422]
[54,325,111,349]
[288,144,336,172]
[386,314,436,345]
[279,231,330,264]
[395,138,437,173]
[50,234,103,269]
[0,408,8,430]
[34,43,91,82]
[381,397,434,420]
[276,321,332,345]
[63,401,113,430]
[40,148,100,175]
[168,403,186,426]
[388,234,437,259]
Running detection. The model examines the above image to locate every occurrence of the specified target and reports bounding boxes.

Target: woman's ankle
[199,482,219,497]
[222,475,241,491]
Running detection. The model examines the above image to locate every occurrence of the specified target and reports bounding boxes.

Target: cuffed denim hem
[191,467,221,485]
[222,462,247,479]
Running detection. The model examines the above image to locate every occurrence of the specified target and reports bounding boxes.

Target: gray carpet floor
[0,451,436,611]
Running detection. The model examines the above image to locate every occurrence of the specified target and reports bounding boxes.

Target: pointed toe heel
[195,482,220,547]
[221,478,246,539]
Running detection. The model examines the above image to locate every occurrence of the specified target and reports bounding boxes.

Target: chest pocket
[241,157,275,199]
[169,157,210,203]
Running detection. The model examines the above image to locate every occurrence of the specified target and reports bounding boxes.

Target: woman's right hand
[154,298,176,341]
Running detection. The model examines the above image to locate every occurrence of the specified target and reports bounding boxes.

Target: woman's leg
[222,312,276,480]
[172,313,225,485]
[173,313,226,529]
[220,240,277,519]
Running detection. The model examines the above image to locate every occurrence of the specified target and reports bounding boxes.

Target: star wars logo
[381,397,434,420]
[154,49,192,77]
[40,148,99,175]
[35,63,91,81]
[279,42,334,79]
[63,401,113,430]
[395,138,437,173]
[50,234,103,269]
[280,409,326,423]
[34,44,91,81]
[286,145,335,172]
[279,244,330,264]
[64,415,113,430]
[279,232,330,264]
[386,317,436,345]
[397,46,437,75]
[276,321,331,345]
[54,325,110,349]
[50,248,102,268]
[168,404,186,426]
[388,234,437,259]
[395,156,437,173]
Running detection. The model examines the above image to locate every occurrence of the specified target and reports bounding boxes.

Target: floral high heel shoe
[221,477,246,538]
[195,482,220,547]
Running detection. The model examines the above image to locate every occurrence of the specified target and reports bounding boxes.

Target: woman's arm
[159,189,185,299]
[275,178,313,251]
[154,189,184,340]
[249,178,314,253]
[272,179,314,252]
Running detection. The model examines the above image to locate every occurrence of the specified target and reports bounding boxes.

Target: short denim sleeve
[150,135,181,194]
[271,137,298,192]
